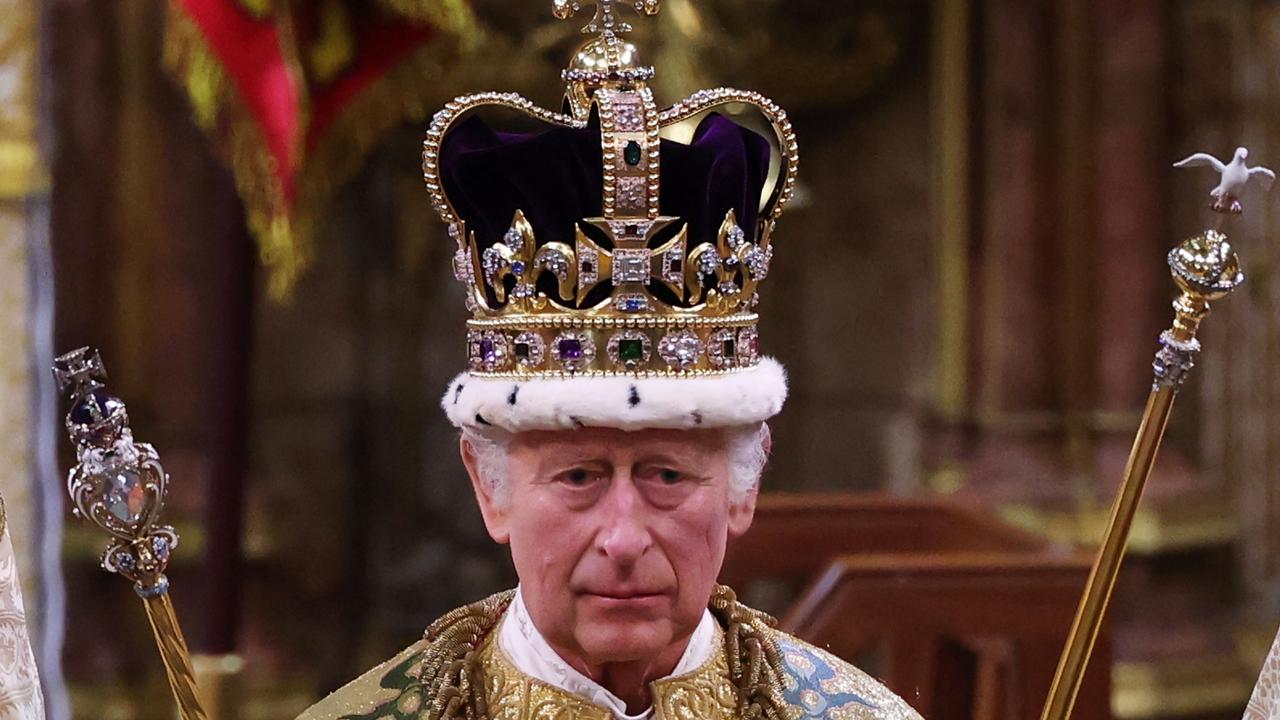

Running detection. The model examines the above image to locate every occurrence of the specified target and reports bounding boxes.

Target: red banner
[165,0,474,297]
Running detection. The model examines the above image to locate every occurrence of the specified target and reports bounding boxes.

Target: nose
[594,474,652,566]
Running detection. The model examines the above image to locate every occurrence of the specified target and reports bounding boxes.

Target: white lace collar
[498,586,718,719]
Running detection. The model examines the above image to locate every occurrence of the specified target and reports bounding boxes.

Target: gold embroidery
[779,639,921,720]
[479,623,740,720]
[650,632,737,720]
[479,636,609,720]
[296,586,923,719]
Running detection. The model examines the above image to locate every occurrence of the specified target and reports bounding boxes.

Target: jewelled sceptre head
[1041,149,1270,720]
[52,347,207,719]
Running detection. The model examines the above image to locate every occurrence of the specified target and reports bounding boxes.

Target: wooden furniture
[721,493,1110,720]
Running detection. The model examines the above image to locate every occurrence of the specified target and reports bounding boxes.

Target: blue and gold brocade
[297,610,921,720]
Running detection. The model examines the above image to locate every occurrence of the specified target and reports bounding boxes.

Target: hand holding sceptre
[1039,149,1271,720]
[52,347,208,720]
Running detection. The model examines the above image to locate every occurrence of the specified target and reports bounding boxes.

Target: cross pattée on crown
[52,346,107,397]
[553,0,660,34]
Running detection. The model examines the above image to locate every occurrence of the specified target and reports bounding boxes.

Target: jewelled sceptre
[52,347,208,720]
[1041,148,1276,720]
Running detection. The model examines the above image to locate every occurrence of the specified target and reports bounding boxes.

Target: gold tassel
[162,4,304,299]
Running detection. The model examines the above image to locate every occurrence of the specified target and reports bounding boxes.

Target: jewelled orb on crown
[423,0,798,379]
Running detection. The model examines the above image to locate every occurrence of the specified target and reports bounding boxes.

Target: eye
[657,468,685,485]
[636,465,695,486]
[555,467,601,488]
[634,464,703,508]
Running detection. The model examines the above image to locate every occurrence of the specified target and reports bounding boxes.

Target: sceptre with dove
[1042,146,1272,720]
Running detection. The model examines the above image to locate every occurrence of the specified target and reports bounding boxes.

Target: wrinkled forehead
[510,426,727,458]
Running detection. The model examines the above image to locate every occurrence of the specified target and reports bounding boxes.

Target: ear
[460,434,511,544]
[728,424,768,538]
[727,485,758,539]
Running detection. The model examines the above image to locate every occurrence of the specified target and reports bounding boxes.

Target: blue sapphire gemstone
[622,298,644,312]
[511,261,527,274]
[479,338,497,362]
[112,549,136,573]
[69,390,123,425]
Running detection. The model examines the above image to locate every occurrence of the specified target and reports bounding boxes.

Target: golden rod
[144,594,209,720]
[1040,228,1244,720]
[1040,387,1175,720]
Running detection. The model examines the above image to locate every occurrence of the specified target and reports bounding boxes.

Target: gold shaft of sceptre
[144,594,208,720]
[1040,229,1241,720]
[1040,387,1175,720]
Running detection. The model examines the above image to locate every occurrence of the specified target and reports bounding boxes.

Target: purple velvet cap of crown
[439,112,772,251]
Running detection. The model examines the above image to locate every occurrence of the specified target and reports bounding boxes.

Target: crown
[423,0,798,379]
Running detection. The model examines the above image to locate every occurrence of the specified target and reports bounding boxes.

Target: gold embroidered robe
[297,596,921,720]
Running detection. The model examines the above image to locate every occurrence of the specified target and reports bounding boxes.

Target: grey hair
[461,423,770,505]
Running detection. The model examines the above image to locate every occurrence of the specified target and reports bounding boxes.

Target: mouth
[578,589,668,602]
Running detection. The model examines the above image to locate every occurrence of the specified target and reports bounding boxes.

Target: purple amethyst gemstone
[479,338,498,362]
[69,390,124,425]
[558,338,584,360]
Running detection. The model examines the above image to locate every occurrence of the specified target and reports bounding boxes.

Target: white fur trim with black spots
[441,357,787,432]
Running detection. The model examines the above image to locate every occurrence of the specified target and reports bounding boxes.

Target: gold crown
[423,0,798,378]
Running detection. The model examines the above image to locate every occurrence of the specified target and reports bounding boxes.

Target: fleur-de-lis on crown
[553,0,660,34]
[451,208,775,318]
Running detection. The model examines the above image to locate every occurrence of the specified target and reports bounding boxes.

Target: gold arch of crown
[421,0,800,377]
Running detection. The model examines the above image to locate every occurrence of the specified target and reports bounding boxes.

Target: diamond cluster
[466,324,759,375]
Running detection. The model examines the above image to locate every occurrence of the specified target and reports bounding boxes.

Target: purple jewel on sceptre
[69,390,125,426]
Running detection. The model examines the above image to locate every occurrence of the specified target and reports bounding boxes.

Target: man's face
[463,427,758,670]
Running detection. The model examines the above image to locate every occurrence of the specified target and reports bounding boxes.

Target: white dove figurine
[1173,146,1275,214]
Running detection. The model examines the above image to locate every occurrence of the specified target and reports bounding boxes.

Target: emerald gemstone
[619,338,645,361]
[514,342,531,359]
[624,141,643,166]
[723,338,736,357]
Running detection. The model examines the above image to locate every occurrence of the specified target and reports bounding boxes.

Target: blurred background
[7,0,1280,718]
